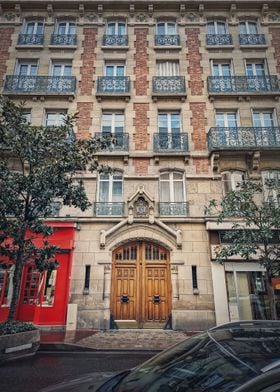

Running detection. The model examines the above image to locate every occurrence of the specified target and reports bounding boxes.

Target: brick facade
[80,28,97,95]
[186,28,203,96]
[193,157,210,174]
[134,28,149,96]
[270,28,280,74]
[76,102,92,139]
[190,102,207,150]
[133,103,149,150]
[133,158,149,175]
[0,28,14,88]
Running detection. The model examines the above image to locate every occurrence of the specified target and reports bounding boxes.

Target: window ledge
[101,45,129,50]
[15,44,44,49]
[206,45,234,50]
[239,44,268,49]
[153,45,182,50]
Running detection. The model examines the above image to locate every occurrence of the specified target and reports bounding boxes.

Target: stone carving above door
[127,185,155,223]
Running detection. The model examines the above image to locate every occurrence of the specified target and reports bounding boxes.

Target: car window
[114,333,256,392]
[261,384,280,392]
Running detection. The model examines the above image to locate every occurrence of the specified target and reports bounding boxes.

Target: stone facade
[1,0,280,330]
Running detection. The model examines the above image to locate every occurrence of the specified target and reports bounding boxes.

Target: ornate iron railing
[102,35,128,46]
[239,34,266,45]
[97,76,130,94]
[207,76,280,93]
[95,132,129,151]
[4,75,76,94]
[152,76,186,94]
[153,133,188,152]
[159,202,189,216]
[206,34,233,45]
[208,127,280,151]
[94,202,124,216]
[17,34,44,45]
[51,34,77,45]
[155,35,180,46]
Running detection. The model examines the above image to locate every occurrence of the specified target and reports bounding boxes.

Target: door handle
[121,294,129,303]
[153,295,161,304]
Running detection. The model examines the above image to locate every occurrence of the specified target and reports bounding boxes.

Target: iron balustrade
[94,202,124,216]
[51,34,77,45]
[152,76,186,94]
[206,34,233,45]
[153,133,188,152]
[95,132,129,151]
[208,127,280,151]
[159,202,189,216]
[155,35,180,46]
[17,34,44,45]
[4,75,76,94]
[207,75,280,93]
[102,35,128,46]
[97,76,130,94]
[239,34,266,45]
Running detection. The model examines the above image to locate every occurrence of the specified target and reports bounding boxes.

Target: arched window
[96,171,123,216]
[160,172,185,202]
[156,21,177,35]
[207,21,227,35]
[221,171,245,195]
[106,21,126,35]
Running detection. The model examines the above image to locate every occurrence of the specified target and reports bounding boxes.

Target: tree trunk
[7,239,25,322]
[267,270,277,320]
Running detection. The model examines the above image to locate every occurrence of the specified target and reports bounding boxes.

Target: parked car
[42,321,280,392]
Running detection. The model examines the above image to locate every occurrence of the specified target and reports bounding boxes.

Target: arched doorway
[110,241,171,328]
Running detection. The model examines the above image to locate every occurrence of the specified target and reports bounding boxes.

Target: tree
[0,96,110,322]
[205,179,280,319]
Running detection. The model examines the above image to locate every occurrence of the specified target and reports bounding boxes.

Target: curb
[39,342,162,353]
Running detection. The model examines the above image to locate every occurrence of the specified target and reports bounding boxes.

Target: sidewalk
[40,329,193,351]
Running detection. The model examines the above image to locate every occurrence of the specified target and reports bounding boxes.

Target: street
[0,350,155,392]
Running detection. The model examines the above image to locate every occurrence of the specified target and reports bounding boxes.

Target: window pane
[118,23,126,35]
[217,22,226,34]
[37,22,44,34]
[112,181,122,201]
[239,22,246,34]
[69,23,76,34]
[107,23,115,35]
[63,65,72,76]
[207,22,215,34]
[160,181,170,202]
[26,22,35,34]
[99,181,109,202]
[167,23,176,34]
[248,22,258,34]
[174,181,184,202]
[157,23,165,35]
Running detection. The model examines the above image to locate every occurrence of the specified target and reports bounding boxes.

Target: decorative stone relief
[127,185,155,222]
[268,13,280,21]
[4,12,15,21]
[136,13,147,22]
[86,13,97,22]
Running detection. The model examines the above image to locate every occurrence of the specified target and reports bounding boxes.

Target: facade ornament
[148,4,153,17]
[4,12,15,21]
[186,13,199,22]
[129,4,135,18]
[47,4,53,17]
[179,4,186,17]
[86,13,97,21]
[212,152,220,173]
[79,4,85,17]
[229,4,238,25]
[97,4,103,17]
[268,13,280,21]
[136,13,147,22]
[15,4,21,17]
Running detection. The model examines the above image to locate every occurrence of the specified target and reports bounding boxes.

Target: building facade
[0,0,280,330]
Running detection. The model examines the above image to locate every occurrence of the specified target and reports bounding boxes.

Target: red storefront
[0,222,75,326]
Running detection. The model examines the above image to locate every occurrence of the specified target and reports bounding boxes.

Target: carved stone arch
[107,224,177,253]
[159,167,185,174]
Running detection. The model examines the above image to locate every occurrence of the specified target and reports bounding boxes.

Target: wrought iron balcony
[4,76,76,95]
[17,33,44,45]
[206,34,233,46]
[152,76,186,95]
[95,132,129,151]
[207,76,280,94]
[155,35,180,46]
[50,34,77,45]
[102,35,128,46]
[153,133,188,153]
[239,34,266,45]
[159,202,189,216]
[96,76,130,95]
[94,202,124,216]
[208,127,280,151]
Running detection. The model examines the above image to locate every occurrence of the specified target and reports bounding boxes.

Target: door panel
[111,242,171,327]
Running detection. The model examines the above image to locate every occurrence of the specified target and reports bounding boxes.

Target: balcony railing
[153,133,188,153]
[51,34,77,45]
[94,202,124,216]
[206,34,233,46]
[159,202,189,216]
[17,34,44,45]
[102,35,128,46]
[95,132,129,151]
[96,76,130,94]
[239,34,266,45]
[4,76,76,94]
[208,127,280,151]
[152,76,186,95]
[155,35,180,46]
[207,76,280,94]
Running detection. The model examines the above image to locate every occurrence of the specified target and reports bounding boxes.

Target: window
[159,172,185,203]
[192,266,198,290]
[51,62,72,77]
[262,170,280,204]
[106,21,126,35]
[98,172,123,204]
[45,110,67,127]
[221,171,245,195]
[215,111,238,127]
[22,110,32,123]
[23,20,44,35]
[156,61,179,76]
[239,21,259,35]
[252,110,276,128]
[207,21,227,35]
[246,61,266,76]
[16,61,38,76]
[102,112,124,135]
[105,63,125,77]
[156,21,177,35]
[56,21,76,35]
[212,61,232,77]
[84,265,91,294]
[158,112,181,149]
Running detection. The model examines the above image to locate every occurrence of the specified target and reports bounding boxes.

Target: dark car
[42,321,280,392]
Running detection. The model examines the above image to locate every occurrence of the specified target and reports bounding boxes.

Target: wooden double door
[111,242,171,328]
